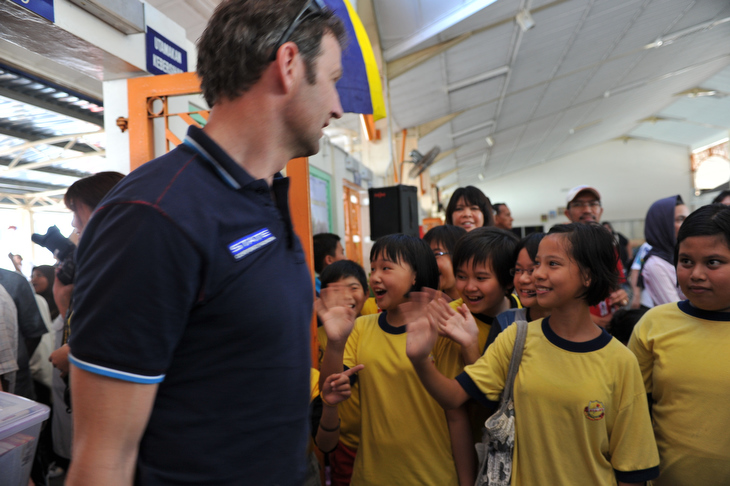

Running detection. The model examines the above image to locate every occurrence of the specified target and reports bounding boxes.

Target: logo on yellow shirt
[584,400,605,421]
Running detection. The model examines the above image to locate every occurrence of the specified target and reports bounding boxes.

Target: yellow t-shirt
[344,312,458,485]
[628,301,730,486]
[360,297,379,316]
[436,300,497,443]
[317,326,360,450]
[462,318,659,485]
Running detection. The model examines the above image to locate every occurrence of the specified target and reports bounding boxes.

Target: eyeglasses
[569,200,601,209]
[433,251,450,258]
[269,0,328,61]
[510,268,534,277]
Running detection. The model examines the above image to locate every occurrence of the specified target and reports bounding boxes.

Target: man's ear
[324,254,335,267]
[273,42,301,94]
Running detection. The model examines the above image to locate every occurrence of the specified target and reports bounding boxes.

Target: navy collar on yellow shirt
[678,300,730,321]
[542,316,612,352]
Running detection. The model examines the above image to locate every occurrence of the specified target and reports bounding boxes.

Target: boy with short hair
[317,260,368,486]
[313,233,346,294]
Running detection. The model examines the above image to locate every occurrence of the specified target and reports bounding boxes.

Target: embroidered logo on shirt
[584,400,605,421]
[228,228,276,260]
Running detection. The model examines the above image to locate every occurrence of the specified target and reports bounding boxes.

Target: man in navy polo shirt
[66,2,345,485]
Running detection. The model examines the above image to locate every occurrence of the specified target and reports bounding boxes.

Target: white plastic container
[0,392,50,486]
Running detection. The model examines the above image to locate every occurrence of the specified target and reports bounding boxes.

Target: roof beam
[0,132,104,158]
[383,0,499,61]
[0,152,105,177]
[0,85,103,126]
[0,124,100,154]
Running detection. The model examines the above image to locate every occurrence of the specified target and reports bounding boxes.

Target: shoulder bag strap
[501,320,528,404]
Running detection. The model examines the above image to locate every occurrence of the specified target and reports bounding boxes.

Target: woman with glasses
[495,233,550,331]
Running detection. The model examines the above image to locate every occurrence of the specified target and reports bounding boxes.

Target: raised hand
[403,298,439,363]
[316,284,358,344]
[431,300,479,349]
[321,364,365,406]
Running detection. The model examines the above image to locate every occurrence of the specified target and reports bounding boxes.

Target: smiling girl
[495,232,550,331]
[318,234,471,485]
[629,204,730,485]
[423,225,467,301]
[406,223,659,486]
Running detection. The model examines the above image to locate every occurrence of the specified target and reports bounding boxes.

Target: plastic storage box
[0,391,50,486]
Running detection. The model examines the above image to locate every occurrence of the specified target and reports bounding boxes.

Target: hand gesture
[430,300,479,349]
[609,289,629,309]
[403,294,439,364]
[321,364,365,406]
[316,284,358,345]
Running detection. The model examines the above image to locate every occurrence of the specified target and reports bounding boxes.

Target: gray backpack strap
[501,320,528,405]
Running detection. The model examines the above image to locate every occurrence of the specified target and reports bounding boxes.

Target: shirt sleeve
[68,203,203,384]
[627,315,654,395]
[642,256,682,306]
[343,316,362,370]
[609,355,660,482]
[0,289,17,375]
[13,276,46,340]
[459,323,517,403]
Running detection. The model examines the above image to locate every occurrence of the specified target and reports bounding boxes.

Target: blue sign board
[146,27,188,76]
[8,0,54,22]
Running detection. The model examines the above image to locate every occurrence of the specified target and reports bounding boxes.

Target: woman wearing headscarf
[639,195,689,307]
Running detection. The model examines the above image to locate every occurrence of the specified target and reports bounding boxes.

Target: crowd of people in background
[1,169,728,486]
[0,0,728,481]
[310,183,730,486]
[0,173,728,486]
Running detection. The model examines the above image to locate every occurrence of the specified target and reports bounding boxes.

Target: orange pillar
[286,157,318,367]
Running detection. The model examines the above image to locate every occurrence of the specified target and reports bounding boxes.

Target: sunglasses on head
[269,0,328,61]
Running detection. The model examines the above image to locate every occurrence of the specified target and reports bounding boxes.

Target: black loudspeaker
[368,185,419,239]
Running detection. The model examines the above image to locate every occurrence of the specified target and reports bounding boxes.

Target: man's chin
[293,141,321,160]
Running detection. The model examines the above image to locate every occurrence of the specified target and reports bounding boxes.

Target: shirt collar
[184,125,283,190]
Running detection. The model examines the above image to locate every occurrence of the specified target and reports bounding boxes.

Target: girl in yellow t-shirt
[629,204,730,485]
[317,234,472,485]
[406,223,660,486]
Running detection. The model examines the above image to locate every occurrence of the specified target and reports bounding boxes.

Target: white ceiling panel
[448,77,504,113]
[631,120,723,146]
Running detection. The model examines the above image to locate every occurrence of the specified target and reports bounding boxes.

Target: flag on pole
[324,0,386,121]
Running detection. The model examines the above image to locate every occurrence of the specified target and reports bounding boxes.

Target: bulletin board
[309,166,332,234]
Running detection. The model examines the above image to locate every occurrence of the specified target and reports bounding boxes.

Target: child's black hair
[423,225,467,256]
[515,232,545,263]
[370,233,439,292]
[712,190,730,205]
[608,308,647,345]
[444,186,495,227]
[313,233,341,273]
[320,259,368,294]
[547,223,619,307]
[452,227,519,293]
[675,204,730,264]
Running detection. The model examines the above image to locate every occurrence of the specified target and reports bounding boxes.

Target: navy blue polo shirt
[69,126,313,485]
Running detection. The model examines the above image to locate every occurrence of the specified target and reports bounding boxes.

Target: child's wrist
[321,394,338,408]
